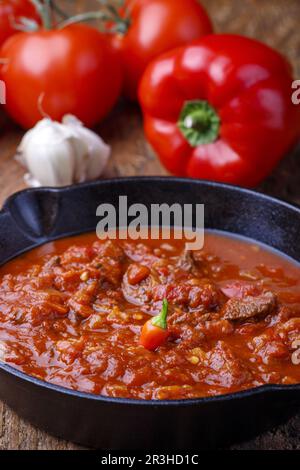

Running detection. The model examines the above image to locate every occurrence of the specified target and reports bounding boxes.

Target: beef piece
[122,269,159,307]
[176,250,195,272]
[222,292,277,321]
[126,263,151,285]
[91,241,125,286]
[176,249,204,273]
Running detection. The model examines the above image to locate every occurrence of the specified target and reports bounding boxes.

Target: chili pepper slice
[140,299,170,351]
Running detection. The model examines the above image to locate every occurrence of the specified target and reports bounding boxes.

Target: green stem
[30,0,52,29]
[9,16,40,33]
[152,299,169,330]
[58,11,109,29]
[44,0,52,28]
[96,0,130,34]
[49,0,69,19]
[178,100,220,147]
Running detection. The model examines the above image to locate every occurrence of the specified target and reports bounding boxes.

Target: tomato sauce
[0,231,299,400]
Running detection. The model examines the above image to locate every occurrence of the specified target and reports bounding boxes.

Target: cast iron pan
[0,177,299,449]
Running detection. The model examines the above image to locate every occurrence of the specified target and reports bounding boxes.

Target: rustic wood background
[0,0,299,450]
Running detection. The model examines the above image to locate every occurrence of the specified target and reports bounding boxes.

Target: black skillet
[0,177,299,449]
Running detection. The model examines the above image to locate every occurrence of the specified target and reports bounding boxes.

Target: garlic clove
[23,173,43,188]
[63,115,111,180]
[16,115,111,188]
[17,118,77,187]
[65,130,90,184]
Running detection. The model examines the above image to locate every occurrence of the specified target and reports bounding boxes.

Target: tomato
[0,0,40,46]
[0,24,122,128]
[110,0,213,100]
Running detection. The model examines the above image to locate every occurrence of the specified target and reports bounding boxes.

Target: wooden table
[0,0,299,450]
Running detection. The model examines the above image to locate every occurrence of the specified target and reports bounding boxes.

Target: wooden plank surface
[0,0,299,450]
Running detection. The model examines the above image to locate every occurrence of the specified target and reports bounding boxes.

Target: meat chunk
[222,292,277,321]
[122,268,159,308]
[126,263,150,285]
[176,250,195,272]
[91,241,125,287]
[176,249,203,272]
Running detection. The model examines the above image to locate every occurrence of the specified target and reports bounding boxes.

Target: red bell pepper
[139,34,300,187]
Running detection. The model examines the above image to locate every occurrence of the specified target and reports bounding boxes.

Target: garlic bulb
[16,115,111,187]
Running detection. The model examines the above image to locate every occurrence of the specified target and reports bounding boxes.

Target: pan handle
[0,209,37,264]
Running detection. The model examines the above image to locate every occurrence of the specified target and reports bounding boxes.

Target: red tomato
[0,0,40,46]
[0,24,122,128]
[111,0,213,100]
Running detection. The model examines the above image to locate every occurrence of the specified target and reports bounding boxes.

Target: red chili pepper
[140,299,169,351]
[139,34,300,187]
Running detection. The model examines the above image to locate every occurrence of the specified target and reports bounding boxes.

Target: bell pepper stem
[178,100,220,147]
[151,299,169,330]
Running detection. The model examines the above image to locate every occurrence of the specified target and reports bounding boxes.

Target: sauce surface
[0,231,299,400]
